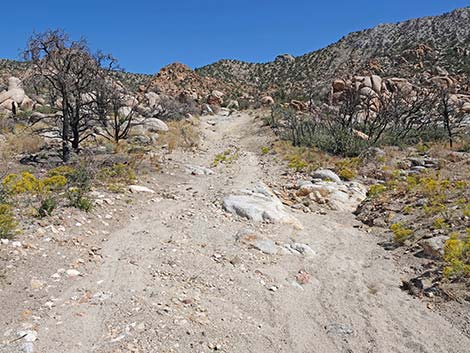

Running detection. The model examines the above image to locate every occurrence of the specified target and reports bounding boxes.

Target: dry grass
[158,117,200,152]
[0,132,44,161]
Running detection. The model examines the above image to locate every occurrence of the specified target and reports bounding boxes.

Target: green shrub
[443,231,470,279]
[38,197,57,217]
[67,188,93,212]
[390,222,413,244]
[287,156,308,172]
[338,168,356,181]
[98,163,136,185]
[368,184,387,198]
[433,218,449,230]
[0,204,17,239]
[2,172,67,195]
[212,149,239,167]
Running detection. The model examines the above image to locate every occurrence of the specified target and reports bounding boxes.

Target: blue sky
[2,0,469,74]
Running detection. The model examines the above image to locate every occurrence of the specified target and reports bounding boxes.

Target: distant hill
[196,7,470,100]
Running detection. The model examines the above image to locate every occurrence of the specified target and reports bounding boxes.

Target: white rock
[128,185,156,194]
[185,165,215,176]
[65,269,81,277]
[223,183,302,228]
[145,118,169,132]
[311,169,342,183]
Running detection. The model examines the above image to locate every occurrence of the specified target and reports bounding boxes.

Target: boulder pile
[281,169,367,213]
[0,77,34,114]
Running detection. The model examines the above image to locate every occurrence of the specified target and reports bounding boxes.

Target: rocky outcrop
[275,54,295,63]
[207,90,224,106]
[260,96,274,106]
[223,183,302,228]
[0,77,31,113]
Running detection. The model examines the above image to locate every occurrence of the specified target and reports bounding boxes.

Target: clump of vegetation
[390,222,414,244]
[159,119,200,152]
[261,146,270,155]
[443,231,470,279]
[287,155,308,172]
[212,149,239,167]
[433,217,450,230]
[335,157,360,181]
[1,164,97,217]
[0,204,17,239]
[67,189,93,212]
[98,162,136,193]
[367,184,388,198]
[268,82,468,157]
[2,172,67,196]
[99,163,136,184]
[38,197,57,217]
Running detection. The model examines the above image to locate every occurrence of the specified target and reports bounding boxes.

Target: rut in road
[29,111,470,353]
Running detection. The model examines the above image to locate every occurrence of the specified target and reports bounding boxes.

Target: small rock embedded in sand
[65,269,81,277]
[129,185,156,194]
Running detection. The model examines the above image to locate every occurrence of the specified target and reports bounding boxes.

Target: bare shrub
[158,118,200,152]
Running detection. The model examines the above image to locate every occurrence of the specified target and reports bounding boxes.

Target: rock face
[275,54,295,63]
[149,63,232,102]
[223,183,302,228]
[0,77,28,112]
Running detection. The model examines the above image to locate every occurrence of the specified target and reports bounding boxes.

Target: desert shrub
[97,162,136,193]
[335,157,360,181]
[2,172,67,217]
[159,119,200,152]
[156,96,200,121]
[47,165,77,179]
[390,222,413,244]
[443,231,470,279]
[368,184,387,198]
[67,188,93,212]
[459,143,470,153]
[269,84,463,156]
[2,172,67,195]
[338,168,356,181]
[402,205,414,215]
[287,156,308,172]
[48,164,95,210]
[38,197,57,217]
[261,146,270,155]
[433,218,450,230]
[0,204,17,239]
[212,149,239,167]
[98,163,136,185]
[0,133,44,159]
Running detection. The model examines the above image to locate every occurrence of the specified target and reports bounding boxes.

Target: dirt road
[3,111,469,353]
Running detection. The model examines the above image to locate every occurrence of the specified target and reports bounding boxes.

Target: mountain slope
[196,7,470,100]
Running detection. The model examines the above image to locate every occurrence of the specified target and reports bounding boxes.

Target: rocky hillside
[148,63,238,101]
[0,59,151,92]
[197,7,470,100]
